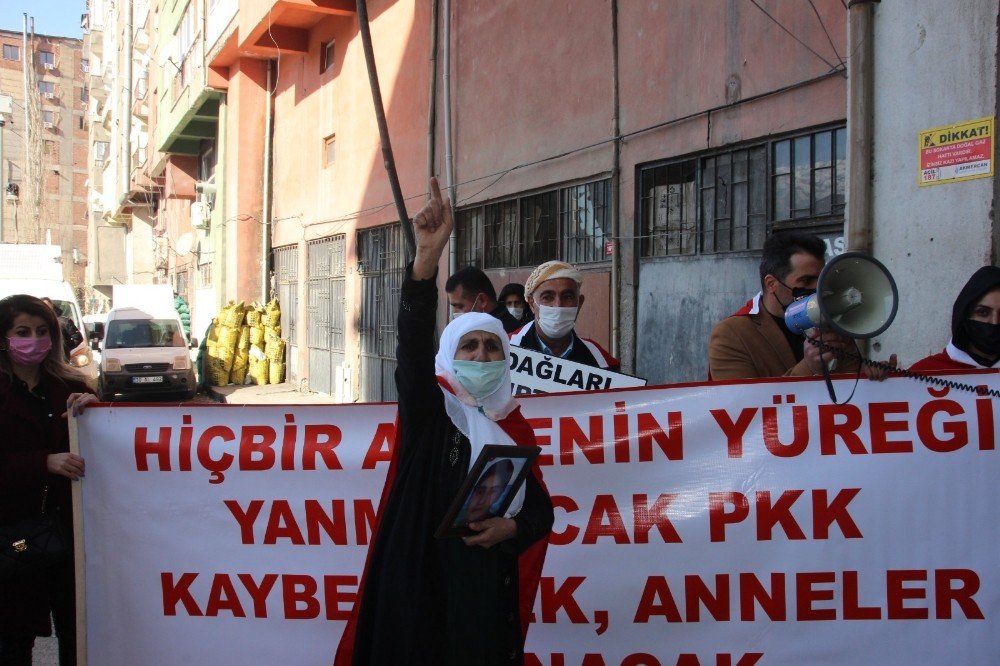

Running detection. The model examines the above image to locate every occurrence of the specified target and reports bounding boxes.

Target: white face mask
[536,304,577,339]
[507,306,524,320]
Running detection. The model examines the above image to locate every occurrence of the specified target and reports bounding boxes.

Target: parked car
[98,307,197,402]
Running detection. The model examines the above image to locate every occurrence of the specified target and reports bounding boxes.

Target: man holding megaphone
[709,232,896,381]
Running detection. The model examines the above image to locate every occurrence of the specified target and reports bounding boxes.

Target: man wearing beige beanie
[509,260,619,371]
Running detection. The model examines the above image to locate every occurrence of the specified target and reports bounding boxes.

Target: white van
[98,307,196,401]
[0,244,97,379]
[0,277,97,379]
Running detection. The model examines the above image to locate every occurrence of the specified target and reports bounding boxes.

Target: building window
[454,207,483,268]
[456,177,612,270]
[3,44,20,61]
[701,146,767,252]
[38,51,54,67]
[772,127,846,222]
[45,140,58,159]
[483,199,519,268]
[323,134,336,167]
[638,124,844,258]
[199,262,212,288]
[560,180,612,264]
[320,40,335,74]
[38,80,55,96]
[42,110,54,127]
[94,141,109,163]
[640,160,697,257]
[178,3,196,57]
[80,86,89,103]
[81,58,89,73]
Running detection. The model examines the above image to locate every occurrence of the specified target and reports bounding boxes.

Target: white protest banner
[510,345,646,394]
[76,372,999,665]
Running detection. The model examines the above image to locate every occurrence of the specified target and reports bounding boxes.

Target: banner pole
[69,412,87,666]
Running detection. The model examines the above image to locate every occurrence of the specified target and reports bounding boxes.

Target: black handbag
[0,486,71,583]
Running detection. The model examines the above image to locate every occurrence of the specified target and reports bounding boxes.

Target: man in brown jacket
[708,232,860,380]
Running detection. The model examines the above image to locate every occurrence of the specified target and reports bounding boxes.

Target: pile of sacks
[205,299,286,386]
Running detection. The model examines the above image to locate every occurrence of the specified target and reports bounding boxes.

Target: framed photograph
[434,444,541,538]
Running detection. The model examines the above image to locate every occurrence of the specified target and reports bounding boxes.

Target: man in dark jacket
[509,260,619,371]
[40,298,83,361]
[445,266,522,333]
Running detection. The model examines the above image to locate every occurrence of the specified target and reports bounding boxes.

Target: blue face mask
[452,359,507,399]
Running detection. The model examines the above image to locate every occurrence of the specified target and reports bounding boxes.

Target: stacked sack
[263,299,285,384]
[246,303,269,386]
[205,301,246,386]
[174,295,192,339]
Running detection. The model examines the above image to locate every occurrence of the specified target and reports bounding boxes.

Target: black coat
[0,372,89,635]
[340,271,553,666]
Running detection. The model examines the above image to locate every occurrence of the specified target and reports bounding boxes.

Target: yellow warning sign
[918,117,994,186]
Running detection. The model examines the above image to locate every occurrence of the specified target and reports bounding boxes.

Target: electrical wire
[805,336,1000,399]
[807,0,846,70]
[747,0,840,71]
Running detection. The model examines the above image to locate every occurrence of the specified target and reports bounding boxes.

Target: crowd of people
[335,177,998,664]
[1,175,997,664]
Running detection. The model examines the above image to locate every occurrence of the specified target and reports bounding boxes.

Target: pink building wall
[214,0,850,393]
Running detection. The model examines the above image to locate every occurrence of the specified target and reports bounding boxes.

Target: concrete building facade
[85,0,159,310]
[868,0,1000,363]
[0,27,89,299]
[94,0,995,398]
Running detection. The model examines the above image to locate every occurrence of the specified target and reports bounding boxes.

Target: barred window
[454,207,483,268]
[484,199,519,268]
[519,191,557,267]
[640,160,697,257]
[457,177,612,270]
[561,180,611,264]
[639,125,844,258]
[701,146,767,253]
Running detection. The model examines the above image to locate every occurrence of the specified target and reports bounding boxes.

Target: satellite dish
[175,233,194,257]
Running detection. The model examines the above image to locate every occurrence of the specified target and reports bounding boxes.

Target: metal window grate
[357,224,405,402]
[274,245,299,343]
[454,208,483,268]
[561,180,612,264]
[700,145,766,253]
[484,200,519,269]
[519,191,558,267]
[304,237,344,394]
[459,178,613,270]
[639,161,697,257]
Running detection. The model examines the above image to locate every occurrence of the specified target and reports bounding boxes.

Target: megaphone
[785,251,898,338]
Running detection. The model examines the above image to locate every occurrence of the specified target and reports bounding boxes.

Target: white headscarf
[435,312,525,517]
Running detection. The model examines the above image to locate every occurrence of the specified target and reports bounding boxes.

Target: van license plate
[133,376,164,384]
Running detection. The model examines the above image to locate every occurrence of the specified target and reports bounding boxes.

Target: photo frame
[434,444,541,538]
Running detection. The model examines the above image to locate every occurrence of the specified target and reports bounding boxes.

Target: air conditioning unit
[190,201,211,229]
[43,92,55,99]
[43,121,53,129]
[43,62,54,70]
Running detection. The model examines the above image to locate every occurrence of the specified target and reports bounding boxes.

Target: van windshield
[105,319,186,349]
[50,300,83,330]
